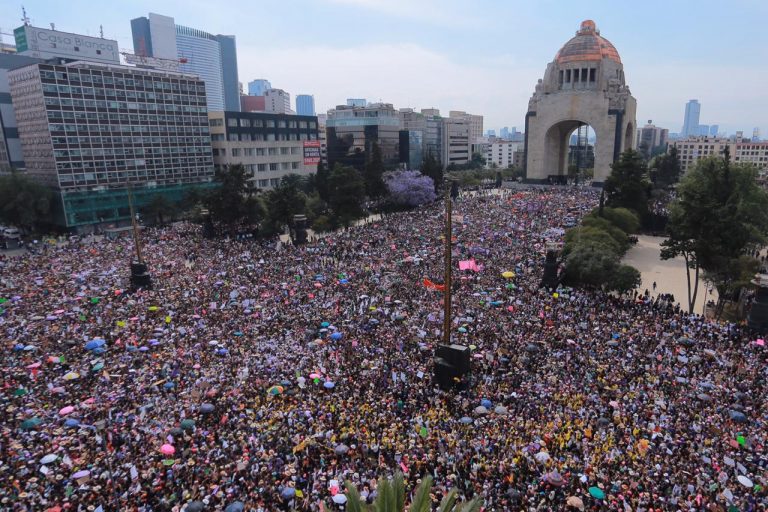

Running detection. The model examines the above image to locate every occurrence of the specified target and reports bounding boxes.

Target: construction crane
[119,50,188,72]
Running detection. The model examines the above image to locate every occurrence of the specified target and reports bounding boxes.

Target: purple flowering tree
[384,170,437,207]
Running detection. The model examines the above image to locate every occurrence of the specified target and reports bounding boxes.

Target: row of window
[49,124,208,136]
[226,147,301,157]
[45,96,207,113]
[51,136,209,145]
[56,159,211,171]
[215,118,317,130]
[42,83,205,102]
[54,146,209,158]
[558,67,597,85]
[224,133,317,142]
[40,70,206,94]
[245,162,301,172]
[47,111,207,125]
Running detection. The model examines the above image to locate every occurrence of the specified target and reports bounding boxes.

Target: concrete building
[8,60,214,228]
[442,116,471,168]
[636,120,669,157]
[449,110,484,143]
[13,24,120,65]
[525,20,637,184]
[753,128,761,142]
[209,111,319,189]
[248,79,271,96]
[485,140,524,168]
[296,94,315,116]
[326,102,401,171]
[0,53,45,173]
[681,99,700,138]
[240,95,265,112]
[131,13,239,111]
[265,88,291,114]
[669,137,768,173]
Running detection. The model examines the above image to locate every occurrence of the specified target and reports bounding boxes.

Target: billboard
[13,25,120,64]
[303,140,321,165]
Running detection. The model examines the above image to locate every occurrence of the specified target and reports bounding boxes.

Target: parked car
[1,227,22,249]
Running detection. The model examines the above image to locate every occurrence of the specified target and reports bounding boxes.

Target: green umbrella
[180,419,195,431]
[90,297,100,304]
[588,487,605,500]
[14,388,28,397]
[92,362,104,372]
[20,417,42,430]
[0,298,8,303]
[162,459,176,466]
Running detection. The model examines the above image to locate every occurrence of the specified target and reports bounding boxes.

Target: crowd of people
[0,187,766,511]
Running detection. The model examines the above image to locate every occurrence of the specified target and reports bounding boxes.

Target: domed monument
[524,20,637,184]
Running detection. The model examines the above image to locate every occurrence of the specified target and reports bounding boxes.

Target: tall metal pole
[442,182,453,346]
[127,186,143,264]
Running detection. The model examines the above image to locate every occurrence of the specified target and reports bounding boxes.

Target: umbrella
[677,355,689,363]
[186,501,205,512]
[170,427,183,437]
[267,385,284,395]
[92,362,104,372]
[525,344,539,353]
[566,496,584,510]
[501,271,515,278]
[737,475,754,488]
[160,444,175,455]
[588,487,605,499]
[225,502,245,512]
[332,494,347,505]
[697,393,712,402]
[199,403,215,414]
[494,405,508,415]
[280,486,296,499]
[545,470,565,486]
[164,381,175,389]
[534,451,550,463]
[72,470,90,479]
[481,398,492,408]
[459,416,473,424]
[323,381,335,389]
[678,336,694,346]
[40,454,58,465]
[596,417,611,427]
[309,373,322,379]
[334,444,350,455]
[729,410,748,423]
[474,406,488,415]
[85,339,105,350]
[58,406,75,416]
[64,418,80,428]
[20,418,42,430]
[180,419,195,431]
[607,340,619,347]
[26,361,42,369]
[330,332,343,340]
[321,321,330,327]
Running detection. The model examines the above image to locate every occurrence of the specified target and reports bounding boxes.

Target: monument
[524,20,637,185]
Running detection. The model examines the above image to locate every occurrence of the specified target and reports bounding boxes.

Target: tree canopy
[327,164,366,225]
[0,170,54,231]
[603,149,651,220]
[384,170,436,208]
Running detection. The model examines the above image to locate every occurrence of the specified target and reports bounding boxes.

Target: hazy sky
[5,0,767,135]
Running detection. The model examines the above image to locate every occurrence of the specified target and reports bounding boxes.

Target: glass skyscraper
[682,99,700,137]
[131,13,240,112]
[248,79,271,96]
[296,94,315,116]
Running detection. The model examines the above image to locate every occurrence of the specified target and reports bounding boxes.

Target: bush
[312,215,335,233]
[581,216,631,253]
[591,206,640,234]
[562,244,619,288]
[608,265,642,294]
[563,226,623,257]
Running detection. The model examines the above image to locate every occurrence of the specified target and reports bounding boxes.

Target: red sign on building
[303,140,321,165]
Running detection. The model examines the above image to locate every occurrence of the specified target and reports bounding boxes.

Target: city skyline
[5,0,767,135]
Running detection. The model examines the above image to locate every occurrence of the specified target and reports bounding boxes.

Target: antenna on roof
[50,23,55,30]
[99,24,104,38]
[21,6,31,26]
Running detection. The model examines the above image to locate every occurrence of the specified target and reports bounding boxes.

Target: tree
[328,164,366,225]
[264,177,307,232]
[420,151,443,192]
[603,149,651,220]
[141,194,176,226]
[590,206,640,234]
[315,160,331,202]
[651,146,682,189]
[342,472,481,512]
[609,265,642,294]
[661,156,768,313]
[205,164,256,230]
[562,244,620,288]
[0,170,54,231]
[384,170,436,208]
[363,142,387,198]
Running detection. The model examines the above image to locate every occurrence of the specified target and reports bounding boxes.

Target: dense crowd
[1,188,766,512]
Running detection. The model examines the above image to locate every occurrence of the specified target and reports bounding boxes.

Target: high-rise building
[326,103,401,170]
[296,94,315,116]
[709,125,719,137]
[131,13,239,111]
[449,111,484,143]
[670,137,768,173]
[13,24,120,65]
[346,98,366,107]
[500,127,509,139]
[753,128,761,142]
[636,120,669,158]
[698,125,710,137]
[209,111,319,189]
[681,99,700,137]
[442,117,471,168]
[248,79,271,96]
[0,53,44,173]
[421,109,443,164]
[8,60,214,228]
[264,88,291,114]
[485,140,524,168]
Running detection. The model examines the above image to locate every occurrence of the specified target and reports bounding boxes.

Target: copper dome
[554,20,621,64]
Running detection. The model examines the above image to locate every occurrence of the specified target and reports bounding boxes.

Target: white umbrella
[474,406,488,415]
[534,451,550,463]
[332,494,347,504]
[737,475,753,488]
[40,454,57,464]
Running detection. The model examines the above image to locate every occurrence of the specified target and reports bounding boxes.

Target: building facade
[449,110,484,142]
[240,95,265,112]
[13,24,120,65]
[264,88,291,114]
[485,140,524,168]
[295,94,315,116]
[669,137,768,172]
[248,79,271,96]
[209,111,319,189]
[8,60,214,227]
[0,53,44,172]
[326,102,401,171]
[421,109,443,165]
[131,13,239,112]
[681,99,700,138]
[636,120,668,156]
[442,116,471,168]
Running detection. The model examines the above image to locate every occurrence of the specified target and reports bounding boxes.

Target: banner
[303,140,321,165]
